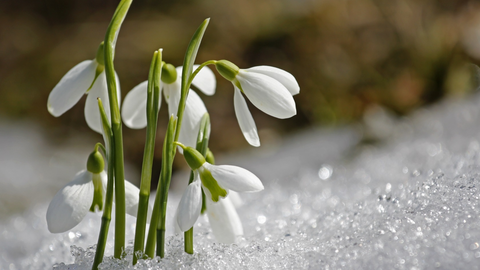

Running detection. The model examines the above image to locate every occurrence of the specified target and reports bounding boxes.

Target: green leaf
[153,50,163,117]
[165,115,177,170]
[181,18,210,97]
[146,51,158,124]
[105,0,132,51]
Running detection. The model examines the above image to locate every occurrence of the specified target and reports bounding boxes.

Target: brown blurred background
[2,0,480,183]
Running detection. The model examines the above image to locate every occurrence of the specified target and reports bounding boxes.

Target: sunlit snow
[2,94,480,269]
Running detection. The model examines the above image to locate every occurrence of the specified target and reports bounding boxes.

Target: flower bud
[86,149,104,174]
[183,146,206,170]
[161,63,177,84]
[215,60,239,82]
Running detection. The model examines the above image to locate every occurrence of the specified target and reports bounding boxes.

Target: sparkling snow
[2,94,480,269]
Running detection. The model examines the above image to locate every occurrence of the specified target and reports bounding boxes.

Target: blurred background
[2,0,480,193]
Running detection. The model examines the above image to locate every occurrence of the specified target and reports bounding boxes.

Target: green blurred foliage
[1,0,480,159]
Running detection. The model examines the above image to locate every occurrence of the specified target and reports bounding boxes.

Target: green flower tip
[200,169,227,202]
[183,146,206,170]
[161,63,177,84]
[86,149,104,174]
[215,60,239,82]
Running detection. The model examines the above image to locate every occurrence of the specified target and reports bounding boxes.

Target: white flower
[174,184,243,244]
[47,59,120,134]
[175,157,263,243]
[121,65,215,148]
[216,61,299,147]
[46,170,143,233]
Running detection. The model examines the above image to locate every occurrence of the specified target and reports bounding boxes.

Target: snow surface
[3,93,480,269]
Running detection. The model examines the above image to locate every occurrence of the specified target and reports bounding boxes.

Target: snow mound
[3,94,480,269]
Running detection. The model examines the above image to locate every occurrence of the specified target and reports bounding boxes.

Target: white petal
[175,65,216,96]
[247,66,300,95]
[99,171,108,195]
[206,196,243,244]
[204,163,264,192]
[228,191,243,208]
[176,180,202,231]
[173,207,183,234]
[84,72,121,133]
[191,65,216,96]
[178,90,208,149]
[164,81,181,116]
[46,170,94,233]
[121,81,149,129]
[48,60,96,117]
[237,71,296,119]
[234,87,260,147]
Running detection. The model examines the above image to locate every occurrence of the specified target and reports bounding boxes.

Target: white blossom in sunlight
[46,170,143,233]
[216,60,299,147]
[47,58,120,133]
[175,146,263,243]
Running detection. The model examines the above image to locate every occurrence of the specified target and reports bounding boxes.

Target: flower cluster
[46,56,298,241]
[45,9,299,266]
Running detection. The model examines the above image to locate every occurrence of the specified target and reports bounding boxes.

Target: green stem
[156,121,175,258]
[156,228,166,258]
[147,19,209,258]
[184,113,210,254]
[145,116,176,258]
[94,143,107,158]
[103,0,132,258]
[174,19,210,144]
[92,99,114,270]
[184,228,194,254]
[133,50,162,264]
[187,60,216,88]
[144,184,160,257]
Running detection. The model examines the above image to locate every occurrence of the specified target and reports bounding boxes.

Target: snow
[2,93,480,269]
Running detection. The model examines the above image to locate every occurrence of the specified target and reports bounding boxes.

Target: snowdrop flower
[175,144,263,243]
[215,60,299,147]
[46,149,143,233]
[122,64,215,148]
[47,42,120,133]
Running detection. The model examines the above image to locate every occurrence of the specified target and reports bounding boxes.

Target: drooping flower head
[121,63,216,149]
[215,60,299,147]
[46,147,144,233]
[175,144,263,243]
[47,42,120,133]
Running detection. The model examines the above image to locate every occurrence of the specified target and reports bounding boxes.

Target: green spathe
[95,42,105,66]
[87,149,105,174]
[183,146,206,170]
[161,63,177,84]
[87,42,106,93]
[215,60,239,82]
